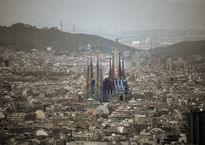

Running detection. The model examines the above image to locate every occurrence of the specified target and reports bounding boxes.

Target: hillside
[0,23,134,55]
[151,40,205,56]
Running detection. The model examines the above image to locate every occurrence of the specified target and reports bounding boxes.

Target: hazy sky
[0,0,205,31]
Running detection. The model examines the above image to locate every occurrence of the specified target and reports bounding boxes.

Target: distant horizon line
[1,22,205,33]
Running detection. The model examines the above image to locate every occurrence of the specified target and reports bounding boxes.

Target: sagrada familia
[83,40,130,101]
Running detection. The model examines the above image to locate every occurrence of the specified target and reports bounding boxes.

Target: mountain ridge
[0,23,134,55]
[150,40,205,56]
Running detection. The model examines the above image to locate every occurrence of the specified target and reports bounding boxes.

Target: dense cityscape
[0,39,205,144]
[1,0,205,144]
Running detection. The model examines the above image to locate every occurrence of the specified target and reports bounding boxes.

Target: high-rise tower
[187,109,205,145]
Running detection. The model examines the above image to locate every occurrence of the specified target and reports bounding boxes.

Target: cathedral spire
[112,49,115,79]
[122,56,125,79]
[109,58,112,78]
[98,54,103,99]
[95,45,99,95]
[88,50,94,95]
[118,51,122,80]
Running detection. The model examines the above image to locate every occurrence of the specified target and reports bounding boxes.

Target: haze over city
[1,0,205,31]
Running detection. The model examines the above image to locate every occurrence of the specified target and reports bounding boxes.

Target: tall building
[187,109,205,145]
[84,40,130,101]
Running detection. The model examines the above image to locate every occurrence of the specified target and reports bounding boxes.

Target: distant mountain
[118,29,205,47]
[0,23,134,55]
[150,40,205,56]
